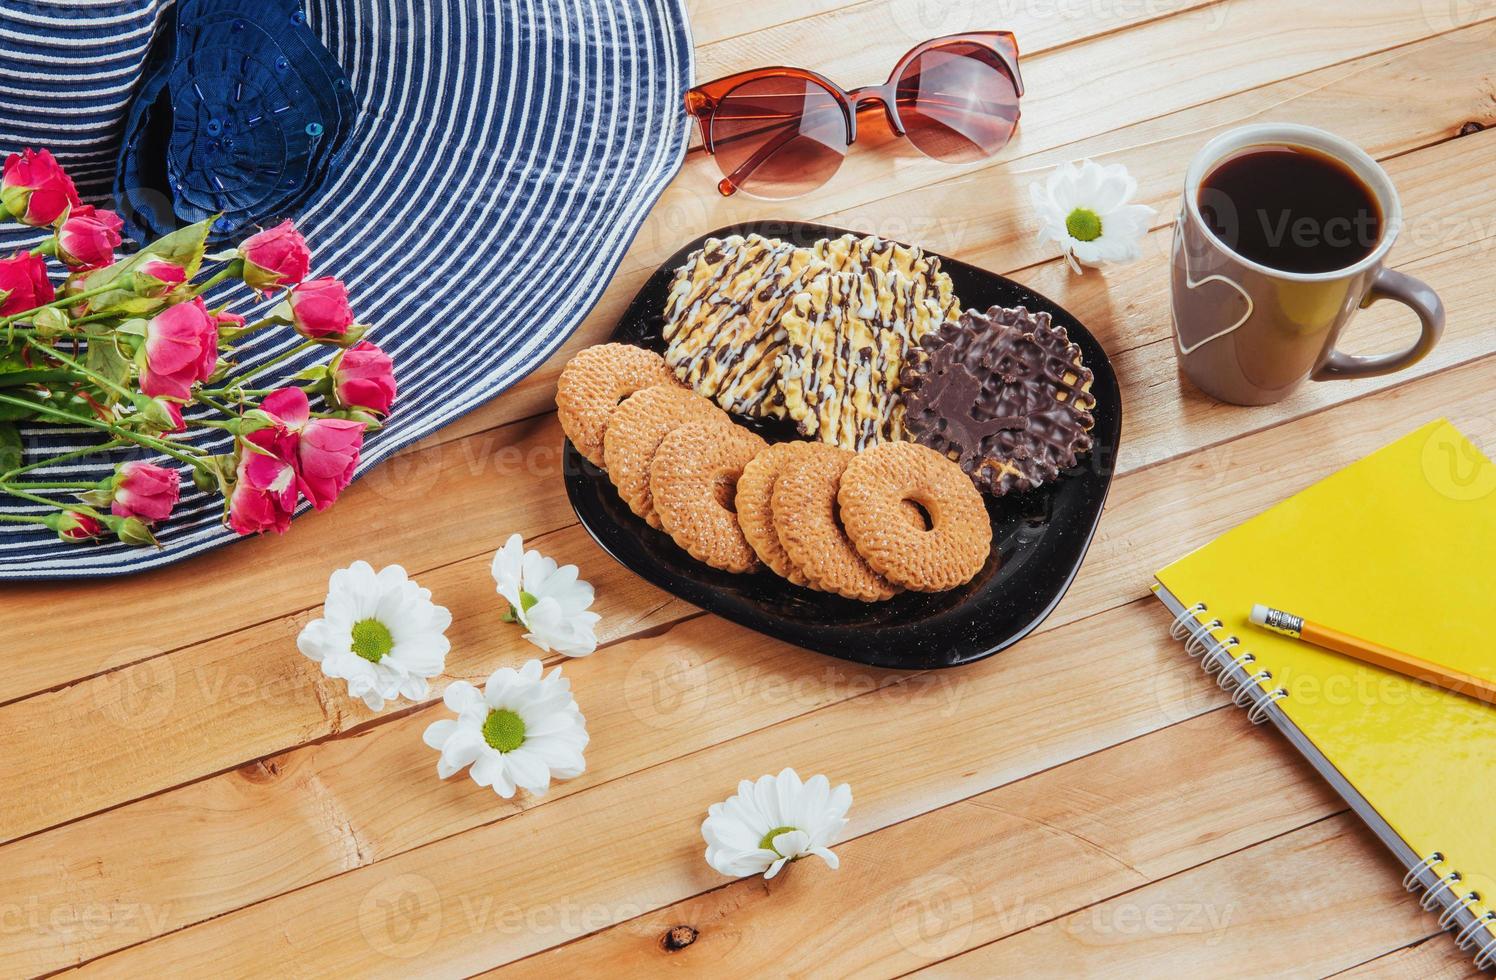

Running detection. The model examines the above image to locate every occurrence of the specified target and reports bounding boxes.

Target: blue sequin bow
[115,0,356,244]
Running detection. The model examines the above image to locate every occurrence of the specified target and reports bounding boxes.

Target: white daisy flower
[1029,158,1157,273]
[421,658,589,798]
[701,768,853,880]
[491,533,600,657]
[296,561,452,711]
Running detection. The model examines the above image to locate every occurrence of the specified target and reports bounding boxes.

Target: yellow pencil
[1250,604,1496,708]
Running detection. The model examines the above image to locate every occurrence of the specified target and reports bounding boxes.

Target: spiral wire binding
[1401,852,1496,967]
[1172,604,1495,967]
[1172,602,1285,727]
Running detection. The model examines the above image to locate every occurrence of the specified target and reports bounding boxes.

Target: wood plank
[4,31,1490,709]
[918,816,1430,976]
[63,596,1244,977]
[1337,935,1488,980]
[60,355,1496,975]
[0,520,694,846]
[691,0,1224,82]
[493,707,1344,977]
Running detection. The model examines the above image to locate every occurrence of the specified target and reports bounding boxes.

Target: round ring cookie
[837,442,993,592]
[771,442,900,602]
[556,343,680,468]
[603,384,728,529]
[734,442,812,587]
[650,420,768,574]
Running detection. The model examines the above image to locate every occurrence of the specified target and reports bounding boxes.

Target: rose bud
[227,428,300,535]
[255,386,364,510]
[238,219,310,294]
[214,309,246,333]
[132,258,187,298]
[43,509,104,543]
[295,416,363,510]
[104,514,159,548]
[331,341,397,415]
[0,148,80,227]
[107,461,181,524]
[139,297,220,400]
[287,277,357,342]
[56,205,123,271]
[0,250,55,315]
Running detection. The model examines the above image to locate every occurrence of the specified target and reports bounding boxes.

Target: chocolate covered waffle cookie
[902,305,1096,495]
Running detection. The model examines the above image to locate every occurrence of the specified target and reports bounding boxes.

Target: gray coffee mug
[1170,123,1443,405]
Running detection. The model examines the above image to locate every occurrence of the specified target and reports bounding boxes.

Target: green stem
[23,337,133,401]
[0,483,73,509]
[219,317,285,343]
[0,438,126,480]
[0,281,125,326]
[0,393,204,468]
[206,340,316,393]
[0,513,48,526]
[5,480,94,490]
[195,266,237,293]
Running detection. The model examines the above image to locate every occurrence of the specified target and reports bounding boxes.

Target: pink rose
[259,387,364,510]
[0,251,54,316]
[1,148,80,227]
[288,277,355,341]
[228,428,298,535]
[214,309,246,331]
[238,220,310,294]
[332,341,397,415]
[135,258,186,297]
[45,509,104,543]
[110,460,180,524]
[56,205,122,271]
[141,297,219,400]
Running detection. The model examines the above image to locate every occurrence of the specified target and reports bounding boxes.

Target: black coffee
[1198,144,1382,274]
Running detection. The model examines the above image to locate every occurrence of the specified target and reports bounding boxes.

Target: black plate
[565,221,1121,670]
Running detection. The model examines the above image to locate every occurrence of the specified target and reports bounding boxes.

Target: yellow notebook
[1153,420,1496,968]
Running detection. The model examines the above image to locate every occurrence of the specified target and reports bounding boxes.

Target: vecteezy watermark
[623,647,967,731]
[1420,420,1496,502]
[0,898,174,943]
[888,876,1238,958]
[357,872,444,960]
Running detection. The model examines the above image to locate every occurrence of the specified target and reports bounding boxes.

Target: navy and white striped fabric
[0,0,694,578]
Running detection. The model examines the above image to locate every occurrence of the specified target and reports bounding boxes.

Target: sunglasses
[685,32,1023,200]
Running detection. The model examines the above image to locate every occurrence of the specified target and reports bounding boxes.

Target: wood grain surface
[5,0,1494,976]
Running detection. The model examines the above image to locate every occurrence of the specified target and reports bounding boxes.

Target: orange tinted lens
[709,76,848,199]
[895,43,1018,163]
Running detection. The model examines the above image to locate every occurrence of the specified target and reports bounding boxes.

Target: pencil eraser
[1249,604,1269,626]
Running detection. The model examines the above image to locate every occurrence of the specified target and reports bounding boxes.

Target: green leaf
[0,422,21,473]
[85,336,132,405]
[81,217,220,312]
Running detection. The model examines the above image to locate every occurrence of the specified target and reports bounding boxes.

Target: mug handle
[1313,267,1444,380]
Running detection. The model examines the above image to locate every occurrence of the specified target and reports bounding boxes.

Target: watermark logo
[1421,423,1496,502]
[888,873,976,959]
[358,872,442,959]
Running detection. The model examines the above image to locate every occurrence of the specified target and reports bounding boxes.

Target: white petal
[423,718,457,749]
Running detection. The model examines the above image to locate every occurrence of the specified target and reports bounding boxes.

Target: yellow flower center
[758,825,799,855]
[350,618,393,663]
[482,708,526,752]
[1065,207,1103,242]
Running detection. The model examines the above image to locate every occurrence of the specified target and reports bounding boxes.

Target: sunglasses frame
[685,31,1023,168]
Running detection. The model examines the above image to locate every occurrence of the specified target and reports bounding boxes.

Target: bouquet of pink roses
[0,148,397,546]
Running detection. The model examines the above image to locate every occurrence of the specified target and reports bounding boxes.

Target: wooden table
[5,1,1494,976]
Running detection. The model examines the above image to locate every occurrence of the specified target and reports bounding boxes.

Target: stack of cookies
[557,344,992,602]
[660,232,960,451]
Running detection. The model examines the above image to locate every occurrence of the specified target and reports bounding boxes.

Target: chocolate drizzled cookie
[901,305,1096,495]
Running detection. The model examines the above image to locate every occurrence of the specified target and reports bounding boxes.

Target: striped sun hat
[0,0,693,578]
